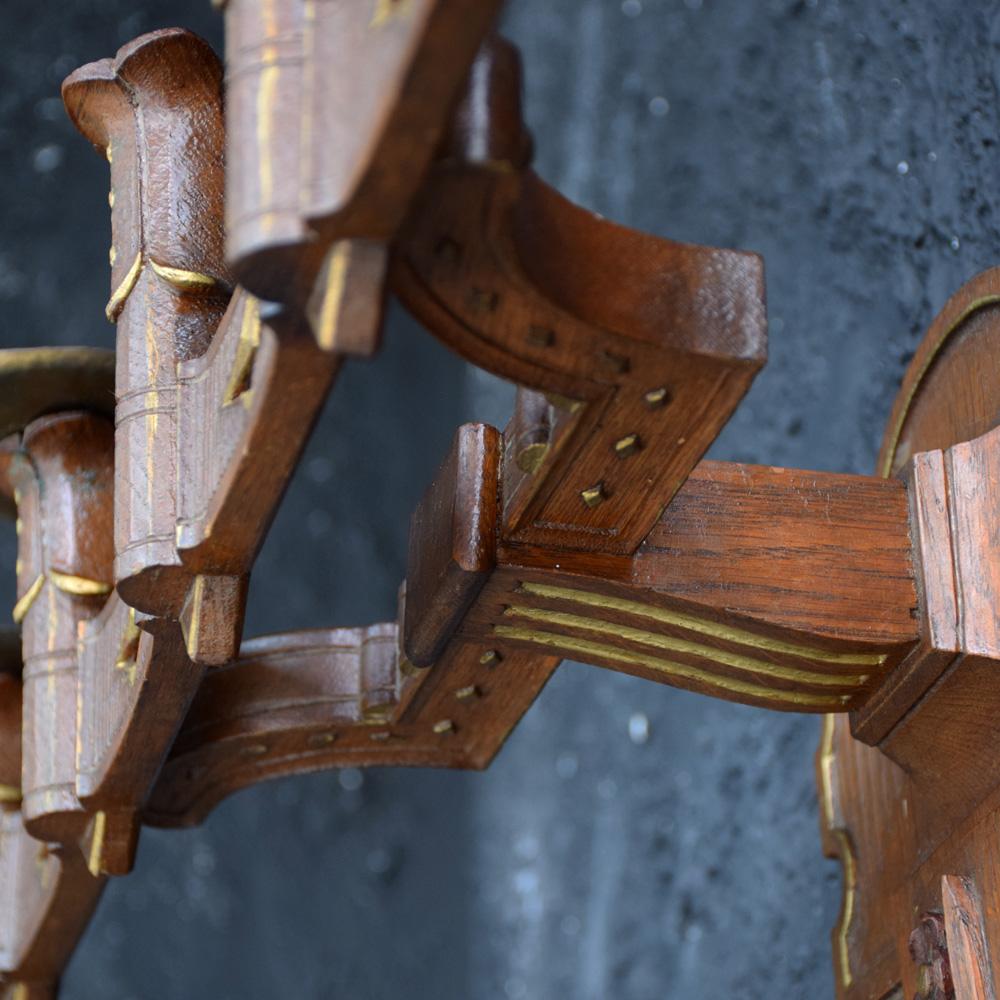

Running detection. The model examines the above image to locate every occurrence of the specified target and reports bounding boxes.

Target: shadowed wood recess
[2,6,1000,1000]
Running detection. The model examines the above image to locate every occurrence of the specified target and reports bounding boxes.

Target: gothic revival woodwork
[3,6,1000,998]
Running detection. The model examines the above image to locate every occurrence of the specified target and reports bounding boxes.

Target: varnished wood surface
[404,423,500,667]
[394,37,767,557]
[224,0,504,302]
[11,413,114,845]
[63,29,232,617]
[819,271,1000,1000]
[11,11,1000,1000]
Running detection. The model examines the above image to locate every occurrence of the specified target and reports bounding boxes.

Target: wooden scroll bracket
[11,11,1000,1000]
[144,33,921,834]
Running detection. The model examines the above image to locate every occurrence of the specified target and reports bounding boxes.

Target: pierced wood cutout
[3,8,1000,1000]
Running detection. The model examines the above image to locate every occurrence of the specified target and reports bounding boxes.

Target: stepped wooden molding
[3,12,1000,1000]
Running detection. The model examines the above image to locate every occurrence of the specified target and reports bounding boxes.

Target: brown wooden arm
[61,29,374,666]
[404,426,917,717]
[0,417,110,997]
[147,434,918,831]
[146,621,558,827]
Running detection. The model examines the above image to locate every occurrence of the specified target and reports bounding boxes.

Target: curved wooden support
[148,610,559,827]
[880,267,1000,479]
[223,0,503,303]
[393,37,767,555]
[62,28,233,619]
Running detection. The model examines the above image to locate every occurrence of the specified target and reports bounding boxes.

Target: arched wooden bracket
[146,621,558,828]
[393,36,767,555]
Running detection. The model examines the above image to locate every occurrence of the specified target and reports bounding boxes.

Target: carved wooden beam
[9,11,1000,1000]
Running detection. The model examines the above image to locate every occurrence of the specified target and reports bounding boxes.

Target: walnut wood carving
[4,9,1000,1000]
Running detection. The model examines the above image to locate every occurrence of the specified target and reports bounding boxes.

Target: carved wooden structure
[2,5,1000,998]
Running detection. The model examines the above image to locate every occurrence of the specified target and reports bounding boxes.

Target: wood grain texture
[404,423,500,667]
[0,813,104,998]
[393,36,767,556]
[62,28,232,617]
[28,15,1000,1000]
[943,876,995,1000]
[818,270,1000,1000]
[146,625,559,827]
[76,603,201,875]
[224,0,503,302]
[880,267,1000,479]
[442,461,915,713]
[10,413,114,845]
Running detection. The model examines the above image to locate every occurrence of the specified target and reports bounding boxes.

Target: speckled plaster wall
[2,2,998,997]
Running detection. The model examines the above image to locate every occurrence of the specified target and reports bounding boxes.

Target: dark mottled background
[1,1,998,997]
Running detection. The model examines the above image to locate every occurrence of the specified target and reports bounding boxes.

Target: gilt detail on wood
[4,7,1000,1000]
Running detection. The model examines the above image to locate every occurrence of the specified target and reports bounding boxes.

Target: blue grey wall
[2,1,999,997]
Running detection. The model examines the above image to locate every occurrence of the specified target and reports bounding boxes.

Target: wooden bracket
[7,11,1000,1000]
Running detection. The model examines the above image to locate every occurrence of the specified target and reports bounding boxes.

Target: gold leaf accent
[105,251,143,321]
[87,810,107,878]
[149,259,218,291]
[49,570,112,596]
[315,242,351,351]
[503,605,866,688]
[494,625,851,709]
[12,573,44,624]
[223,298,262,406]
[518,582,887,667]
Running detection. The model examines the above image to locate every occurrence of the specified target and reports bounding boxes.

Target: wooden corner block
[403,423,501,667]
[865,425,1000,815]
[179,574,249,666]
[851,449,960,745]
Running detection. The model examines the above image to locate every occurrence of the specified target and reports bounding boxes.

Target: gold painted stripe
[494,625,852,709]
[0,783,21,803]
[518,582,887,667]
[12,574,44,624]
[315,242,351,351]
[223,297,261,405]
[819,713,836,825]
[832,828,857,988]
[105,251,143,321]
[818,715,856,988]
[371,0,412,28]
[150,259,218,291]
[504,605,867,688]
[881,294,1000,478]
[87,809,106,878]
[49,570,112,597]
[257,63,279,232]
